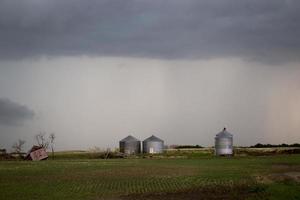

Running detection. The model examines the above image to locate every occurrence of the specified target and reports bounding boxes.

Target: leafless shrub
[12,139,26,155]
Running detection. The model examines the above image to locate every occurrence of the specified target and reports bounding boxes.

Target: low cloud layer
[0,98,34,126]
[1,57,300,150]
[0,0,299,62]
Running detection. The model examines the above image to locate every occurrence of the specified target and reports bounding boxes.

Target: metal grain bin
[215,128,233,156]
[143,135,164,154]
[119,135,141,155]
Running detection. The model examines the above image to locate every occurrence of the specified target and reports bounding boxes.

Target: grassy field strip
[0,155,300,199]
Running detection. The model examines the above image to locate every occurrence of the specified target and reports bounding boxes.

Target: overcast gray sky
[0,0,300,151]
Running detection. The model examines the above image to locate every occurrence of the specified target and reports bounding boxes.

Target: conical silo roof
[216,128,233,138]
[120,135,140,142]
[143,135,163,142]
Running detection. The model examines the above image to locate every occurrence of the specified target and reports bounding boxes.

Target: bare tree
[35,132,56,159]
[35,132,49,149]
[49,133,55,159]
[12,139,26,156]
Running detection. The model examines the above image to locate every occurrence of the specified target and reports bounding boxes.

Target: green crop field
[1,154,300,200]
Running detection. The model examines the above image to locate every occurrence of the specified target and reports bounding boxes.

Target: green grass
[0,155,300,199]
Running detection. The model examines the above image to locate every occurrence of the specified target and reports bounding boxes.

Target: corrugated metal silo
[119,135,141,155]
[143,135,164,154]
[215,128,233,156]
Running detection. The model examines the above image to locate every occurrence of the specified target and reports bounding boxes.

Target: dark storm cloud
[0,0,299,62]
[0,98,34,126]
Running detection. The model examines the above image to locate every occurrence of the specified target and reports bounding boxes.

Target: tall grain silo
[119,135,141,155]
[215,128,233,156]
[143,135,164,154]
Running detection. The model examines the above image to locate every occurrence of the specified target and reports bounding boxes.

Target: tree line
[250,143,300,148]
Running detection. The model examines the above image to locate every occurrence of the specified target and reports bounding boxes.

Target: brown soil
[267,172,300,183]
[256,164,300,184]
[119,185,264,200]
